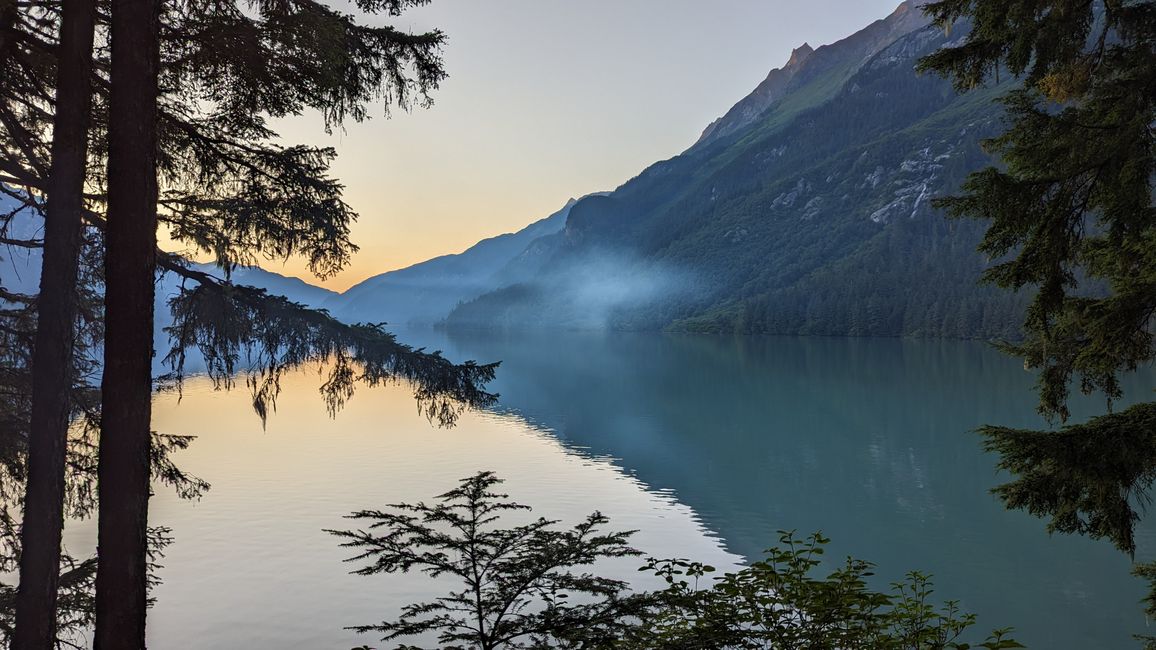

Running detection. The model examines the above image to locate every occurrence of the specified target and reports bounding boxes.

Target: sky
[271,0,907,290]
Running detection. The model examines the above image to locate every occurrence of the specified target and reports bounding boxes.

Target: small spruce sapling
[329,472,653,650]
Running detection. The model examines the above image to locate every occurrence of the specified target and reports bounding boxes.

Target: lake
[65,330,1156,648]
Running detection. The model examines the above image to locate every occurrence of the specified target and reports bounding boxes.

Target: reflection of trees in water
[433,329,1155,649]
[437,331,1038,556]
[0,318,495,647]
[0,284,496,647]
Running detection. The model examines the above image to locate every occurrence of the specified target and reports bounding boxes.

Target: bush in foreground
[332,472,1020,650]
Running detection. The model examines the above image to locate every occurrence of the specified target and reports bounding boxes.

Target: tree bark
[12,0,97,646]
[95,0,159,643]
[0,0,15,60]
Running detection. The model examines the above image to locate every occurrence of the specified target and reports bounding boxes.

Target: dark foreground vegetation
[333,472,1022,650]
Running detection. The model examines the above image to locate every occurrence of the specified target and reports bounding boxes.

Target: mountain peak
[692,2,930,150]
[891,0,916,15]
[788,43,814,67]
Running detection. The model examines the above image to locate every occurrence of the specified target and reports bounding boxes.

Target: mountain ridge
[693,0,929,150]
[322,194,607,325]
[442,7,1026,338]
[5,2,1023,341]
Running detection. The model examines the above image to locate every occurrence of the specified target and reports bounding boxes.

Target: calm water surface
[65,331,1155,648]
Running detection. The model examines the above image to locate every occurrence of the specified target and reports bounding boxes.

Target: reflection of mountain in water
[396,328,1154,650]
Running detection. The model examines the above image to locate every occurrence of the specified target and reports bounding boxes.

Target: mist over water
[448,246,700,331]
[547,250,695,329]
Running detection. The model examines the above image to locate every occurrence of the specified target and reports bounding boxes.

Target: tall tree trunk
[11,0,98,645]
[95,0,159,643]
[0,0,15,60]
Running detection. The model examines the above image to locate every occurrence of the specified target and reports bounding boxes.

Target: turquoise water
[125,331,1154,648]
[418,330,1156,649]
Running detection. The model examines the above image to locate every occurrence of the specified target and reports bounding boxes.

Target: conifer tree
[1,0,496,644]
[916,0,1156,591]
[94,0,162,642]
[11,0,97,644]
[331,472,651,650]
[0,12,207,639]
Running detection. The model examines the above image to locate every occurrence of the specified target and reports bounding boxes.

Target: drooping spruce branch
[160,258,499,426]
[981,402,1156,557]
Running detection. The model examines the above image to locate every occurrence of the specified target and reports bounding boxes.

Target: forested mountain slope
[445,4,1026,339]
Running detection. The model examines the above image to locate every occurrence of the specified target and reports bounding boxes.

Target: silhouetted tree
[1,0,493,643]
[10,0,97,643]
[917,0,1156,637]
[637,532,1021,650]
[333,475,1021,650]
[91,0,480,641]
[92,0,163,642]
[330,472,655,649]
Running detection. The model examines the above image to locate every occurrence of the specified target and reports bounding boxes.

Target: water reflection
[135,369,737,648]
[60,330,1156,649]
[402,329,1156,650]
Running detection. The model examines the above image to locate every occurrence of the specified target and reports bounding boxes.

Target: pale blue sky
[275,0,909,288]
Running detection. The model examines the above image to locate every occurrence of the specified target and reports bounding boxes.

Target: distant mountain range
[321,196,594,326]
[442,0,1026,338]
[2,1,1029,340]
[0,195,338,370]
[0,191,590,341]
[0,201,43,297]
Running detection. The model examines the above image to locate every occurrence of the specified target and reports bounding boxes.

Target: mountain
[323,197,592,325]
[694,0,927,148]
[180,264,339,310]
[4,0,1027,341]
[0,198,43,297]
[0,185,587,337]
[444,2,1026,339]
[694,43,815,148]
[0,195,336,314]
